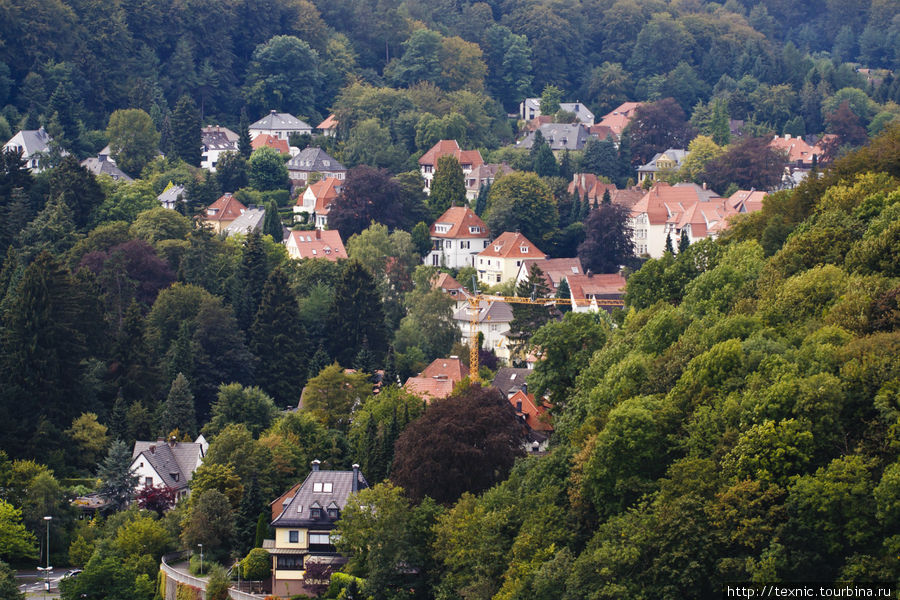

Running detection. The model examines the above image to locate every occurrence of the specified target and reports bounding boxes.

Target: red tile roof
[597,102,644,137]
[300,177,342,214]
[419,140,484,169]
[430,206,490,239]
[768,135,816,164]
[421,357,469,382]
[565,273,626,301]
[205,193,247,222]
[477,232,546,259]
[286,229,348,261]
[403,376,455,401]
[508,390,553,432]
[317,114,338,130]
[519,258,583,291]
[630,183,722,225]
[251,134,290,155]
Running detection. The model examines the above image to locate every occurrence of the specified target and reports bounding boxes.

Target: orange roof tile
[287,229,348,261]
[565,273,626,301]
[597,102,644,136]
[205,193,247,222]
[418,140,484,169]
[299,177,342,214]
[430,206,490,239]
[508,390,553,432]
[317,114,338,130]
[403,376,455,401]
[478,232,546,259]
[251,134,290,155]
[421,357,469,382]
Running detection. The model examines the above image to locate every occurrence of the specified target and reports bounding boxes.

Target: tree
[577,201,634,273]
[46,155,105,230]
[170,95,201,166]
[700,137,786,194]
[540,84,563,115]
[0,500,37,560]
[242,547,271,581]
[244,36,320,118]
[581,137,620,180]
[106,109,160,177]
[181,490,234,563]
[328,166,408,240]
[238,107,252,158]
[136,484,176,517]
[824,101,869,155]
[230,229,270,332]
[391,384,524,504]
[249,268,308,406]
[530,134,558,177]
[429,155,466,217]
[508,263,553,353]
[623,98,694,165]
[65,413,109,470]
[385,29,442,88]
[679,229,690,253]
[114,514,172,561]
[394,286,458,362]
[160,373,196,438]
[205,565,229,600]
[262,200,282,241]
[0,561,24,600]
[679,135,724,183]
[215,152,249,193]
[411,222,432,257]
[205,384,278,439]
[248,147,290,192]
[326,261,388,366]
[302,363,372,431]
[486,172,558,245]
[97,440,139,511]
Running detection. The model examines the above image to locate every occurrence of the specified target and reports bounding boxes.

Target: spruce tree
[602,189,612,205]
[160,114,174,157]
[665,233,675,254]
[559,149,573,181]
[555,277,572,313]
[428,155,466,218]
[249,267,309,406]
[113,301,162,407]
[474,183,489,216]
[326,261,388,367]
[353,338,378,379]
[679,229,690,253]
[569,190,581,224]
[307,344,331,381]
[170,95,201,166]
[160,373,196,438]
[263,201,282,242]
[165,322,195,383]
[508,263,552,354]
[254,512,268,548]
[239,107,253,158]
[579,193,590,221]
[231,230,269,332]
[382,345,399,386]
[97,440,139,511]
[531,134,558,177]
[235,478,264,556]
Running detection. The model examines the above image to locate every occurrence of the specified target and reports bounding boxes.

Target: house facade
[518,98,595,125]
[508,390,553,453]
[266,461,367,598]
[294,177,342,229]
[476,232,546,285]
[465,163,513,201]
[130,437,205,502]
[158,184,186,210]
[285,229,348,261]
[514,257,583,295]
[3,127,54,172]
[453,300,513,361]
[249,111,312,140]
[636,149,688,184]
[418,140,484,195]
[202,193,248,233]
[563,273,626,313]
[286,148,346,188]
[200,126,239,171]
[427,207,490,269]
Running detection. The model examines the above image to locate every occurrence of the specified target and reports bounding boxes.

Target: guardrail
[160,551,266,600]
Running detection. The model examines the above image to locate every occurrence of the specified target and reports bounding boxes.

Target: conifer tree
[555,277,572,313]
[231,230,269,332]
[579,193,590,221]
[429,155,466,218]
[250,268,308,406]
[353,338,378,379]
[307,344,331,381]
[382,346,399,386]
[160,114,174,157]
[171,95,201,166]
[108,392,129,442]
[602,189,612,205]
[165,322,195,383]
[559,149,573,181]
[569,190,581,224]
[160,373,196,438]
[239,107,252,158]
[254,512,268,549]
[327,261,388,366]
[665,233,675,254]
[678,229,690,253]
[97,440,139,511]
[508,263,552,354]
[530,130,558,177]
[474,183,489,216]
[263,201,282,242]
[235,478,264,556]
[113,301,162,406]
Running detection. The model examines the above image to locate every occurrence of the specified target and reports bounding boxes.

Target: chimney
[522,382,528,395]
[149,445,156,454]
[311,459,320,472]
[352,464,360,492]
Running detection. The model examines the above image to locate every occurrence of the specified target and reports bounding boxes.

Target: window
[289,530,299,543]
[520,246,528,253]
[328,508,339,520]
[310,507,322,519]
[276,555,304,570]
[144,477,153,486]
[445,240,452,248]
[309,533,331,545]
[323,482,332,493]
[313,482,321,492]
[313,482,333,493]
[496,275,501,283]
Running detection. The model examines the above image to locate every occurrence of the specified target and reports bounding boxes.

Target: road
[15,569,62,599]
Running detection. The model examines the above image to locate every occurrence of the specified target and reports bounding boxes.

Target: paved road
[15,569,62,598]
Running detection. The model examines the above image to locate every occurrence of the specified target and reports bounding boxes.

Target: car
[61,569,82,580]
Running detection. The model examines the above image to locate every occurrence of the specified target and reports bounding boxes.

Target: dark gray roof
[201,130,238,152]
[453,300,513,324]
[272,468,368,528]
[286,147,345,173]
[157,185,186,207]
[637,149,688,173]
[132,440,204,491]
[81,156,133,182]
[517,124,591,151]
[492,367,532,397]
[250,111,311,132]
[4,128,52,155]
[224,207,266,237]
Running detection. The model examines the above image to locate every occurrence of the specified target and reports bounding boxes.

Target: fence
[160,551,266,600]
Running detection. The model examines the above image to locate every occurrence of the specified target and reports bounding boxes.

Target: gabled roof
[201,126,239,150]
[403,376,456,400]
[453,300,514,324]
[509,390,553,432]
[419,140,484,168]
[205,193,247,222]
[727,190,766,213]
[432,272,469,296]
[492,367,532,397]
[768,134,815,164]
[81,156,133,182]
[565,273,626,301]
[201,125,239,142]
[317,114,338,130]
[421,357,469,382]
[517,123,590,151]
[287,147,345,172]
[3,127,52,156]
[519,257,582,291]
[478,232,546,260]
[251,134,290,155]
[271,466,368,527]
[132,440,204,491]
[300,177,343,214]
[249,111,311,132]
[637,148,688,173]
[224,207,266,237]
[630,183,721,225]
[158,184,185,207]
[597,102,644,137]
[466,162,513,186]
[430,206,489,239]
[286,229,348,261]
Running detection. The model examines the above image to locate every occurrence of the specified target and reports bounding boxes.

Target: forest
[0,0,899,599]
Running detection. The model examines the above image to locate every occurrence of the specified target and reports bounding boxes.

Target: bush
[206,565,229,600]
[242,547,271,581]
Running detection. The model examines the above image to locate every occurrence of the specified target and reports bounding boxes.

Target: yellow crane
[465,279,624,382]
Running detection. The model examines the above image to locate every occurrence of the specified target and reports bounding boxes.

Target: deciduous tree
[106,109,160,177]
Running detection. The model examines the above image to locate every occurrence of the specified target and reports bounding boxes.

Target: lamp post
[38,516,52,599]
[197,544,203,575]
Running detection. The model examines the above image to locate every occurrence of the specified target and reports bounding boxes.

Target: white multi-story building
[427,207,491,269]
[418,140,483,195]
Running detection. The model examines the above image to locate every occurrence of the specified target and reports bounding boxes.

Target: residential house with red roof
[285,229,348,261]
[453,300,514,361]
[465,163,514,201]
[403,357,469,402]
[428,206,490,269]
[202,193,248,233]
[432,272,471,308]
[508,389,553,452]
[317,114,338,137]
[419,140,484,195]
[596,102,644,138]
[294,177,342,229]
[515,257,583,294]
[563,272,626,313]
[476,232,546,285]
[251,133,290,155]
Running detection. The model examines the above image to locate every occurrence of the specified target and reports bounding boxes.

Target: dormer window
[520,246,528,253]
[311,507,322,518]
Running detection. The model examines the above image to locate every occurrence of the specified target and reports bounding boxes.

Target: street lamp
[197,544,203,575]
[41,516,52,597]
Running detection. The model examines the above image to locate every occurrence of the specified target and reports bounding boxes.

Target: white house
[476,232,546,285]
[285,229,348,261]
[418,140,484,195]
[3,127,54,172]
[629,182,723,258]
[130,437,205,501]
[519,98,595,125]
[200,125,239,171]
[249,110,312,140]
[294,177,342,229]
[563,273,626,313]
[427,206,490,269]
[286,147,346,188]
[453,300,514,362]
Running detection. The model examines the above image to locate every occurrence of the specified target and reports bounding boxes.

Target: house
[515,257,583,294]
[432,272,471,308]
[224,207,267,238]
[568,173,643,209]
[596,102,643,138]
[201,125,239,171]
[465,163,513,201]
[427,207,490,269]
[519,98,595,125]
[294,177,342,229]
[492,367,532,397]
[453,300,514,361]
[252,134,291,155]
[3,127,54,172]
[476,232,546,285]
[563,272,626,313]
[508,389,553,453]
[286,147,346,188]
[636,149,688,184]
[517,123,591,153]
[130,437,205,502]
[727,190,766,214]
[767,134,818,169]
[419,140,484,195]
[81,146,133,182]
[202,193,248,233]
[285,229,348,261]
[158,183,186,210]
[266,461,367,598]
[403,357,469,401]
[249,110,312,140]
[317,114,338,137]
